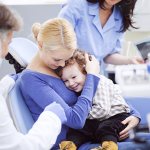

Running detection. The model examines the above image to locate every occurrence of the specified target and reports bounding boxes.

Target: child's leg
[59,128,92,150]
[60,119,98,150]
[94,114,130,150]
[96,129,119,150]
[59,128,86,150]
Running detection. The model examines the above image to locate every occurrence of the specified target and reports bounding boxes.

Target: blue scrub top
[58,0,124,63]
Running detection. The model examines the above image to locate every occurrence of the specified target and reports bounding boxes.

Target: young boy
[58,50,132,150]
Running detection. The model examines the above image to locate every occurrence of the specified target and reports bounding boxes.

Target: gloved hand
[44,102,67,124]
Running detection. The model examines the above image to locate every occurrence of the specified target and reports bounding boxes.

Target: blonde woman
[18,18,100,149]
[0,4,67,150]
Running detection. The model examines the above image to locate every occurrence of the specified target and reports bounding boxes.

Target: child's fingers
[84,53,89,61]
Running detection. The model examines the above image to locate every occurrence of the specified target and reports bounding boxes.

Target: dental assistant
[0,3,66,150]
[58,0,144,69]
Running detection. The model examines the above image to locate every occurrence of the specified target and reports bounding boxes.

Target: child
[58,50,133,150]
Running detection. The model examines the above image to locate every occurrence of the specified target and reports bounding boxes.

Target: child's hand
[85,53,100,76]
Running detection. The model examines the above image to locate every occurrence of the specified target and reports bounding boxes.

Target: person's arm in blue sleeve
[20,54,100,129]
[20,73,99,129]
[129,103,141,120]
[104,33,144,65]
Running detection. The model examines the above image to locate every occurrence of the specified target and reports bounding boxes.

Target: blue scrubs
[58,1,150,149]
[58,0,124,63]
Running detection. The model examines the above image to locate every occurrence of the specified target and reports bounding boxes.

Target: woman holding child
[17,18,141,150]
[18,18,100,149]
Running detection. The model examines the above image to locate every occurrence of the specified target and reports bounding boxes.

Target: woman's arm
[129,103,141,119]
[104,53,144,65]
[20,55,100,129]
[20,73,99,129]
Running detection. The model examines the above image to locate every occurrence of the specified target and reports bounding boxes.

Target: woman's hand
[85,53,100,76]
[129,56,144,64]
[119,116,140,140]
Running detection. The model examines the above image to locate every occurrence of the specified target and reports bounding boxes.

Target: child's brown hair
[58,49,87,76]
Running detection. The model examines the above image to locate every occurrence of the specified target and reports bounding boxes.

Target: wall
[1,1,150,78]
[0,4,61,79]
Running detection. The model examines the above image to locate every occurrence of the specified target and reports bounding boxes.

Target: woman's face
[40,49,74,70]
[104,0,122,7]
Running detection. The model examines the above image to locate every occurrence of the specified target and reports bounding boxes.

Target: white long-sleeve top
[0,75,61,150]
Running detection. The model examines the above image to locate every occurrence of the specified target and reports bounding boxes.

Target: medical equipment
[115,64,150,98]
[115,64,150,143]
[8,79,34,133]
[5,37,38,73]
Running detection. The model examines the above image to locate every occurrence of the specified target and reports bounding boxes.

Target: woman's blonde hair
[32,18,77,52]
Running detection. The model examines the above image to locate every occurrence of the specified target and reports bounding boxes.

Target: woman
[58,0,144,149]
[18,18,101,149]
[18,18,140,150]
[58,0,144,68]
[0,3,67,150]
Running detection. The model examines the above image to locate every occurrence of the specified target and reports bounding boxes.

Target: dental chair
[7,79,34,134]
[6,37,38,73]
[5,37,38,133]
[126,97,150,128]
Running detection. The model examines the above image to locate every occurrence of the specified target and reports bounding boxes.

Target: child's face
[61,62,86,92]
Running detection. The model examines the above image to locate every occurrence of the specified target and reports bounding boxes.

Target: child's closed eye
[63,80,68,83]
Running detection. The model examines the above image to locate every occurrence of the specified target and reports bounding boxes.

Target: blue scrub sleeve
[128,103,141,121]
[20,74,99,129]
[58,0,82,28]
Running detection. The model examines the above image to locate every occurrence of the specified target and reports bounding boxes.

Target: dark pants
[67,113,130,148]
